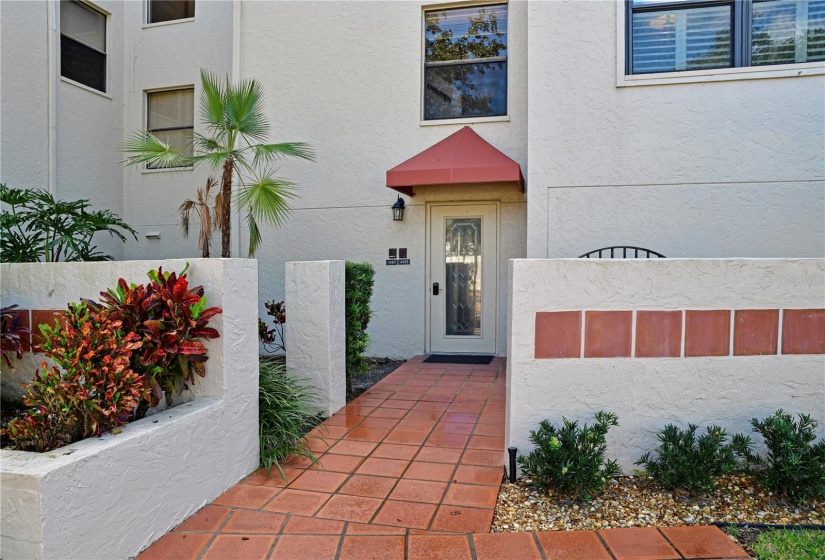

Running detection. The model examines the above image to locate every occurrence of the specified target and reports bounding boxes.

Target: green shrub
[259,360,324,479]
[752,529,825,560]
[736,410,825,503]
[517,411,622,501]
[0,184,137,263]
[344,261,374,396]
[258,300,286,353]
[637,424,752,494]
[4,302,146,452]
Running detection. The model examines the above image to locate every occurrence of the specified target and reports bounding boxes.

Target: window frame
[618,0,825,86]
[144,0,196,28]
[59,0,110,95]
[420,1,511,126]
[143,85,196,172]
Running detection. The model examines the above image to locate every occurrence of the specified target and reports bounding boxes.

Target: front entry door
[428,204,498,354]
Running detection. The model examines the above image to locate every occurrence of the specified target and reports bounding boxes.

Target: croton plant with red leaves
[99,266,222,417]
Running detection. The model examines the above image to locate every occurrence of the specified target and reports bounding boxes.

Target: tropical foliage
[0,184,137,263]
[4,302,146,452]
[178,176,219,258]
[258,300,286,354]
[123,70,314,257]
[99,266,222,418]
[1,305,31,367]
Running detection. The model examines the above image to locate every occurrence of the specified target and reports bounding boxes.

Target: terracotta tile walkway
[138,357,750,559]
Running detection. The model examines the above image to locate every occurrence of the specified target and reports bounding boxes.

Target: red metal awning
[386,126,524,197]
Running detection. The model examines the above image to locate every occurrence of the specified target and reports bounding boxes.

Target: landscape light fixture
[392,196,405,221]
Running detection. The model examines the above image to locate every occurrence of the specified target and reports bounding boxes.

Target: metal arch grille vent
[579,246,666,259]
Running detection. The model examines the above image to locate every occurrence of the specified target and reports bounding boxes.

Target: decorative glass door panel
[429,205,497,354]
[445,218,482,336]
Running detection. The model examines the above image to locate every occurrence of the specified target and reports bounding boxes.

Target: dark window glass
[147,88,195,169]
[61,36,106,92]
[149,0,195,24]
[423,4,507,120]
[60,0,106,92]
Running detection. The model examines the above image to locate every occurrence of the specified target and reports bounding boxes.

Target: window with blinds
[148,0,195,25]
[147,88,195,169]
[627,0,825,74]
[423,4,508,121]
[60,0,106,92]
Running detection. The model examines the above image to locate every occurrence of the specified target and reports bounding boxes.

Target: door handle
[432,282,440,296]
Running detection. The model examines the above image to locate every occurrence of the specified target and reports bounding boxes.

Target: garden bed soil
[492,474,823,533]
[348,358,406,401]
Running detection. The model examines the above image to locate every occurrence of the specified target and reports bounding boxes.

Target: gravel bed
[492,474,824,533]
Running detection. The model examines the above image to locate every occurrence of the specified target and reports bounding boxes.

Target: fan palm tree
[123,70,314,257]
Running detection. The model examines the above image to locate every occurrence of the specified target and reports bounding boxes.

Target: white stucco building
[2,0,823,358]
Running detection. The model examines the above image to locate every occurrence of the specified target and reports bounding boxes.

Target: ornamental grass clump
[737,410,825,503]
[636,423,752,495]
[259,360,325,480]
[517,411,622,501]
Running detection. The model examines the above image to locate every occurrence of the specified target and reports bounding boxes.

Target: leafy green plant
[1,305,31,367]
[259,359,324,480]
[123,70,314,257]
[517,411,622,501]
[345,261,375,397]
[735,410,825,503]
[258,300,286,353]
[636,424,752,494]
[98,267,222,417]
[3,302,146,452]
[752,529,825,560]
[0,184,137,263]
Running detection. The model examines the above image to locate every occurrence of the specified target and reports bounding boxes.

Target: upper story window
[423,3,508,121]
[148,0,195,25]
[60,0,107,92]
[147,88,194,169]
[627,0,825,74]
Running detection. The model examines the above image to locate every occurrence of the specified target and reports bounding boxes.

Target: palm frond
[236,170,297,229]
[225,78,269,142]
[191,149,242,171]
[213,189,223,231]
[178,199,196,238]
[199,69,226,129]
[247,212,262,257]
[193,132,225,154]
[122,130,190,168]
[251,142,316,166]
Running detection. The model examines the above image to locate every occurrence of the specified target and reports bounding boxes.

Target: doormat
[423,354,494,365]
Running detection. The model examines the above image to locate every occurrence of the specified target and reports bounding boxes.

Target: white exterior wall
[527,1,825,259]
[242,1,528,358]
[506,258,825,473]
[285,260,346,416]
[0,259,259,560]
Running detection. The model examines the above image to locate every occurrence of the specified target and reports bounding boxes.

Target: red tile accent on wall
[30,310,67,353]
[1,308,31,353]
[635,311,682,358]
[782,309,825,354]
[734,310,779,356]
[684,310,730,357]
[584,311,632,358]
[535,311,581,359]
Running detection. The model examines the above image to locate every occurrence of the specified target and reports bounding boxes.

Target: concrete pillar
[285,260,346,416]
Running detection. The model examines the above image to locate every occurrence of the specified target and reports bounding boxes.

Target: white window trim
[616,0,825,87]
[420,1,510,125]
[144,0,195,27]
[142,85,196,172]
[60,0,110,95]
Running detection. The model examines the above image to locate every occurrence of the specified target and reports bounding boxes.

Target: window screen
[60,0,106,92]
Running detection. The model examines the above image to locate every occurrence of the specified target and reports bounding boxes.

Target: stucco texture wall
[527,1,825,259]
[506,258,825,473]
[241,1,528,357]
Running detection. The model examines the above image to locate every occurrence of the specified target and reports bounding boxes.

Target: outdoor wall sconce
[392,196,405,221]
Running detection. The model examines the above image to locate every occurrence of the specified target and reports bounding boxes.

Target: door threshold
[423,354,494,365]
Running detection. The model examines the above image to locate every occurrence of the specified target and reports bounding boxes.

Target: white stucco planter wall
[506,258,825,473]
[0,259,259,560]
[285,260,346,416]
